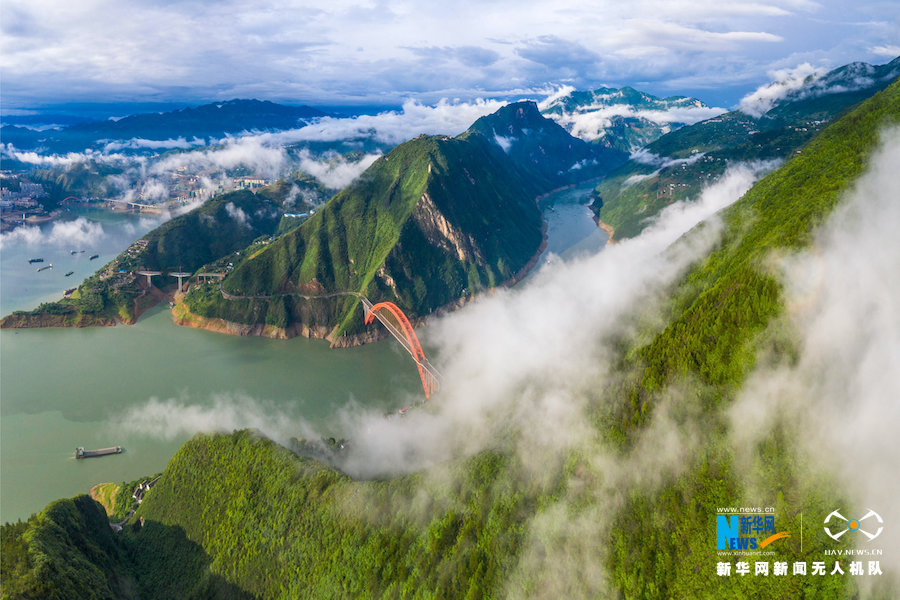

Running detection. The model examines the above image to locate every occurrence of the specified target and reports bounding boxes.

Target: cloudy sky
[1,0,898,111]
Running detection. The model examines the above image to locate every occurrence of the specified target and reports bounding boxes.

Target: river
[0,184,606,523]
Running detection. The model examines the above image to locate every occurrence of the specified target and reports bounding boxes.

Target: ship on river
[75,446,123,459]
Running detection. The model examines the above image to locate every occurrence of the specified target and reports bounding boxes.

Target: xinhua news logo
[824,509,883,542]
[716,510,791,551]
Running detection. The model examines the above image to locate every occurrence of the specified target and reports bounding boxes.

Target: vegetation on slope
[593,77,900,598]
[0,188,293,328]
[185,101,613,342]
[593,58,900,240]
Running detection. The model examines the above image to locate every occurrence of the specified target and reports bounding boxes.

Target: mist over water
[335,161,774,479]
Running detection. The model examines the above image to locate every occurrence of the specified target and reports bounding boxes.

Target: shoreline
[2,181,565,345]
[0,282,171,330]
[171,222,551,348]
[593,216,617,244]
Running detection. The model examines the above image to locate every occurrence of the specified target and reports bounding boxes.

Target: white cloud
[5,0,892,108]
[729,127,900,575]
[0,144,133,168]
[150,137,288,179]
[259,98,508,145]
[103,137,207,152]
[536,85,576,111]
[225,201,248,226]
[738,62,826,117]
[0,217,105,249]
[870,45,900,58]
[623,171,660,187]
[493,133,514,152]
[111,393,319,444]
[296,149,382,190]
[629,148,708,168]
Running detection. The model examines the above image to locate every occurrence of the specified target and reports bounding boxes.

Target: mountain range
[0,99,328,153]
[540,86,719,153]
[592,57,900,239]
[1,101,620,339]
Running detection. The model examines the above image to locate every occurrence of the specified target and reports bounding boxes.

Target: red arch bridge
[362,298,441,399]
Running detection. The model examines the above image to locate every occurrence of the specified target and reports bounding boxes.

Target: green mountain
[4,73,897,600]
[181,101,618,343]
[593,57,900,240]
[541,86,720,153]
[0,179,325,328]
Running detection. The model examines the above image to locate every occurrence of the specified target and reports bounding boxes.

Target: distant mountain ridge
[743,57,900,118]
[540,86,722,153]
[0,99,328,152]
[70,99,328,139]
[592,57,900,239]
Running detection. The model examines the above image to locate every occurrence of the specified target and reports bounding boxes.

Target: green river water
[0,187,606,522]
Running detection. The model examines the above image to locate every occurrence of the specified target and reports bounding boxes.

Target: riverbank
[171,221,549,348]
[89,483,120,516]
[0,283,170,330]
[594,217,617,244]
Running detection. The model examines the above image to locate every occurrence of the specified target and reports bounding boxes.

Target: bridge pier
[136,270,161,287]
[170,271,191,293]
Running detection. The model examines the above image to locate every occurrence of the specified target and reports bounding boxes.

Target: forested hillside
[0,185,308,328]
[182,101,613,343]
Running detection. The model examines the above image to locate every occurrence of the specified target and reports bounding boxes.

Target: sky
[1,0,898,112]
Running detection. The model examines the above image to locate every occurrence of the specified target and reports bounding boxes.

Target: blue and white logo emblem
[824,509,883,542]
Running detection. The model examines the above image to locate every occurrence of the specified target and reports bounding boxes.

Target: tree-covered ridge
[1,432,540,599]
[595,77,900,598]
[184,101,612,342]
[0,176,327,329]
[593,58,900,240]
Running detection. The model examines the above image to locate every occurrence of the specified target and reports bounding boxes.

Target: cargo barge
[75,446,123,459]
